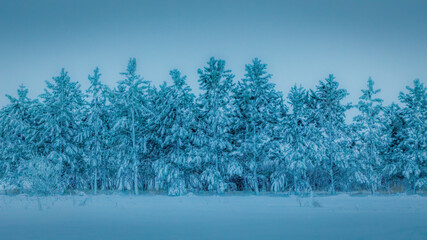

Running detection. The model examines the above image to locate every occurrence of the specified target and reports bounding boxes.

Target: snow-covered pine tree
[151,70,197,195]
[37,69,86,192]
[353,78,384,194]
[83,67,111,194]
[311,74,350,194]
[381,103,405,192]
[231,58,282,193]
[196,57,234,193]
[398,79,427,192]
[110,58,151,194]
[0,85,36,191]
[273,85,320,193]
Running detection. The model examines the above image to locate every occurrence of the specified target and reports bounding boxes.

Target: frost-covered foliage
[398,80,427,192]
[0,58,425,195]
[0,86,37,191]
[110,58,151,194]
[196,57,234,193]
[232,59,283,193]
[310,74,351,194]
[82,68,111,194]
[352,78,384,194]
[37,69,86,192]
[151,70,197,196]
[271,85,321,193]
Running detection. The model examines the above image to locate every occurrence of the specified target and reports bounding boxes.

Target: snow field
[0,194,426,240]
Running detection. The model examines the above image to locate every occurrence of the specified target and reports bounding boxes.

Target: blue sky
[0,0,426,109]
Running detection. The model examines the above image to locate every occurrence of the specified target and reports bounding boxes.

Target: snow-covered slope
[0,194,426,240]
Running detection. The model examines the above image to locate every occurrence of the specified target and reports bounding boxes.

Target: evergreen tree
[151,70,197,195]
[273,85,320,193]
[232,58,282,193]
[398,79,427,192]
[381,103,405,191]
[197,57,234,193]
[311,74,350,194]
[353,78,384,194]
[37,69,86,192]
[0,85,36,191]
[110,58,151,194]
[83,67,110,194]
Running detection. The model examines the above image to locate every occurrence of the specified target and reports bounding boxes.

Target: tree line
[0,57,425,195]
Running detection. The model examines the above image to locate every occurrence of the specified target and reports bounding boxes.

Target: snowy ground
[0,193,426,240]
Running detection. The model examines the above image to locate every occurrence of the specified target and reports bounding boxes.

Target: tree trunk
[131,108,138,195]
[252,122,259,194]
[330,156,335,195]
[253,165,259,194]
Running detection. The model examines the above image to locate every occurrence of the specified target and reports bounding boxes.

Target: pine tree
[353,78,384,194]
[0,85,36,191]
[398,79,427,192]
[311,74,350,194]
[37,69,86,192]
[151,70,197,195]
[83,67,111,194]
[232,58,282,193]
[381,103,405,191]
[110,58,151,194]
[275,85,320,193]
[197,57,234,193]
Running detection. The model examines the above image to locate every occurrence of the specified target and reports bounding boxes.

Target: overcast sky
[0,0,426,110]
